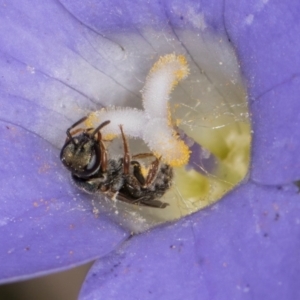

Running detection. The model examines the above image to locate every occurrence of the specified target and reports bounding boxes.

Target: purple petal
[80,182,300,300]
[0,122,128,283]
[0,1,132,283]
[226,1,300,184]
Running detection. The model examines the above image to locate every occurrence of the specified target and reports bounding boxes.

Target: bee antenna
[65,116,88,144]
[66,129,77,145]
[92,120,111,137]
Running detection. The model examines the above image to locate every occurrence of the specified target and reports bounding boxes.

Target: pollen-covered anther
[143,118,190,167]
[83,54,191,166]
[85,107,146,139]
[142,54,190,119]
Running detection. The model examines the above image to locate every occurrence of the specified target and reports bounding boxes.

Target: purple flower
[1,1,300,299]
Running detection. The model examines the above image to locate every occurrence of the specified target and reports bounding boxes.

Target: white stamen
[143,118,190,167]
[142,54,189,119]
[86,107,146,140]
[85,54,190,166]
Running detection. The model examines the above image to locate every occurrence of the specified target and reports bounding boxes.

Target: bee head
[60,133,100,178]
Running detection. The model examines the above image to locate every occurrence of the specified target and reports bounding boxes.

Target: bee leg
[72,175,104,194]
[131,153,161,187]
[119,125,131,175]
[132,153,156,159]
[131,197,169,208]
[96,127,108,173]
[144,157,161,187]
[139,199,169,208]
[131,161,146,186]
[116,192,168,208]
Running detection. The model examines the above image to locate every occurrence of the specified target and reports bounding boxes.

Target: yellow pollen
[154,133,191,167]
[85,112,98,128]
[155,144,190,167]
[149,53,189,90]
[103,133,117,141]
[140,165,149,178]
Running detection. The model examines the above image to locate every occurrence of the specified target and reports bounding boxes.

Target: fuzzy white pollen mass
[86,54,190,167]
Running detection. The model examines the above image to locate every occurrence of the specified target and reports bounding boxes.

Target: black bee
[60,116,173,208]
